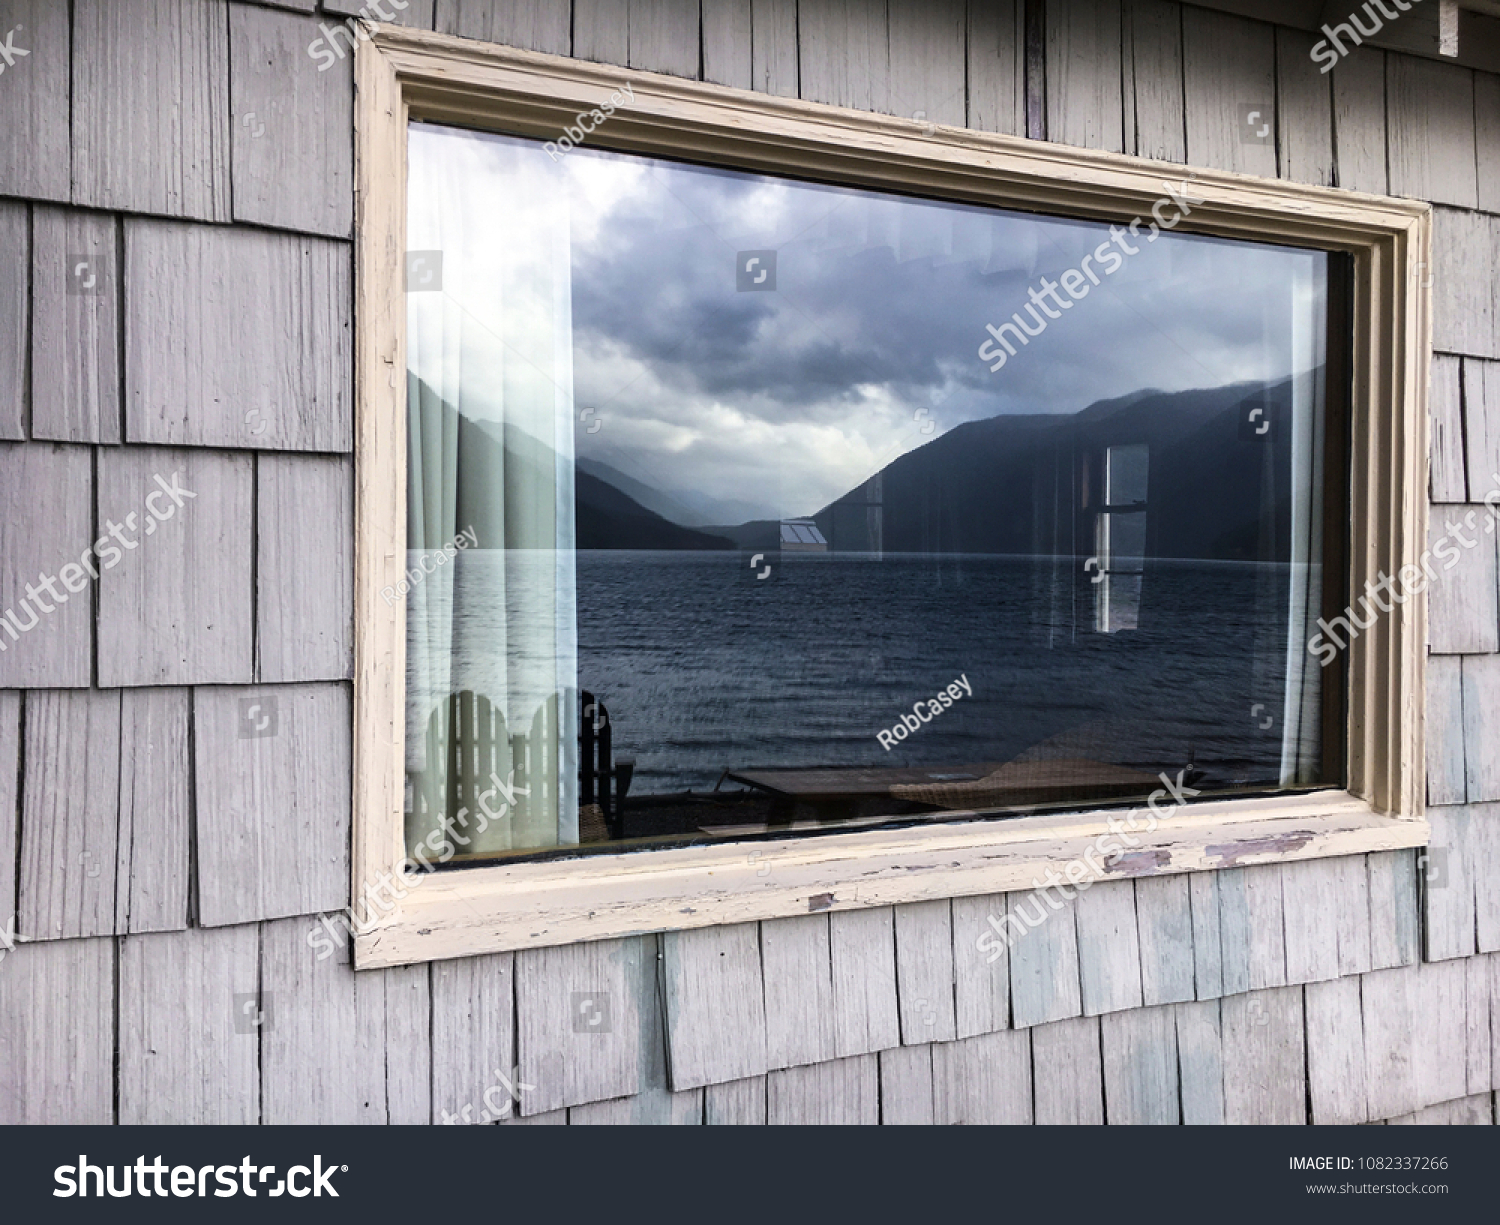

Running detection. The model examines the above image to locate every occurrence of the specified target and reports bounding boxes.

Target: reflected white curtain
[1280,256,1328,785]
[404,125,579,856]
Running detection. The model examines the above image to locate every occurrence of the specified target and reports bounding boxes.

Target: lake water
[565,549,1320,797]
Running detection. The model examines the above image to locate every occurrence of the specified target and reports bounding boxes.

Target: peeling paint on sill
[1207,831,1314,868]
[1105,849,1172,874]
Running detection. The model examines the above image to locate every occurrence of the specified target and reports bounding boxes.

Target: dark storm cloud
[564,144,1319,434]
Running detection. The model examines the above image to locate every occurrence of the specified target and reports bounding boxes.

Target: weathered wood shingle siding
[70,0,233,221]
[0,0,1497,1127]
[0,202,29,441]
[0,0,72,203]
[30,207,121,445]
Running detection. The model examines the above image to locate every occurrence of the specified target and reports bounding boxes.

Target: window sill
[354,791,1426,967]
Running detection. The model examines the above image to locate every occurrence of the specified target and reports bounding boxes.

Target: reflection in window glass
[403,122,1342,863]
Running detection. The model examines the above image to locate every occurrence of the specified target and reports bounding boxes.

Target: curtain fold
[1280,257,1328,785]
[404,125,579,858]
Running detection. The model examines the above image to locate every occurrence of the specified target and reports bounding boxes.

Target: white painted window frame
[352,23,1431,969]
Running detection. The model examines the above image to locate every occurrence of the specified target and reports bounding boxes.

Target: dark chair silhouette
[580,691,633,840]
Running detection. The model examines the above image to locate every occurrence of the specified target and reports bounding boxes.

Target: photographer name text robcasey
[877,675,973,750]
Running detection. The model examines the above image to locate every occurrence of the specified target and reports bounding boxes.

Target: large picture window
[401,121,1348,865]
[352,29,1426,964]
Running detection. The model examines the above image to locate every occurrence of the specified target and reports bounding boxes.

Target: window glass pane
[403,121,1341,863]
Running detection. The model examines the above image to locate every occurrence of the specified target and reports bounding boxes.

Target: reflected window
[1095,443,1148,633]
[402,121,1347,864]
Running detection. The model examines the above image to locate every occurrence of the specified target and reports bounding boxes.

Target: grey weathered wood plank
[750,0,798,97]
[1489,954,1500,1092]
[1463,655,1500,802]
[1361,960,1469,1119]
[1423,805,1475,963]
[662,921,768,1089]
[759,913,836,1068]
[1189,870,1224,999]
[1122,0,1184,162]
[230,6,354,238]
[1216,864,1287,994]
[701,0,751,89]
[570,934,703,1123]
[1463,359,1500,503]
[1032,1015,1105,1124]
[260,915,361,1123]
[0,691,17,919]
[328,0,435,27]
[1101,1004,1179,1124]
[1007,888,1083,1027]
[96,446,254,687]
[0,202,27,440]
[951,891,1010,1037]
[931,1030,1031,1124]
[1479,72,1500,215]
[1134,874,1195,1006]
[71,0,231,220]
[31,207,120,444]
[627,0,699,78]
[0,935,115,1123]
[1075,878,1144,1015]
[0,0,71,201]
[570,0,628,67]
[124,220,352,451]
[1385,1093,1495,1125]
[368,961,431,1124]
[1275,29,1333,186]
[887,0,966,129]
[1173,998,1224,1124]
[257,454,354,683]
[194,683,351,926]
[1431,208,1499,360]
[0,443,94,688]
[433,0,563,51]
[430,950,516,1122]
[878,1044,934,1124]
[1465,953,1492,1096]
[1181,6,1277,177]
[704,1075,767,1124]
[767,1054,878,1124]
[1306,974,1368,1124]
[1367,849,1420,970]
[1047,0,1123,153]
[1222,986,1305,1124]
[1331,852,1374,977]
[1474,806,1500,954]
[1281,857,1345,984]
[966,0,1023,137]
[1429,355,1466,503]
[894,899,956,1043]
[19,690,121,941]
[1427,505,1499,654]
[570,1090,702,1124]
[119,924,260,1124]
[116,687,190,934]
[797,0,889,115]
[1387,55,1477,209]
[1331,45,1386,194]
[515,936,640,1114]
[829,905,901,1056]
[504,1106,567,1124]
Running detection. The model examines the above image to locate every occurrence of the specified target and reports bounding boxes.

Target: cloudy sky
[410,123,1327,524]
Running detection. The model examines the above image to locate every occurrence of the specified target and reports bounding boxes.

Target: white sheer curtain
[1280,255,1328,785]
[404,125,579,856]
